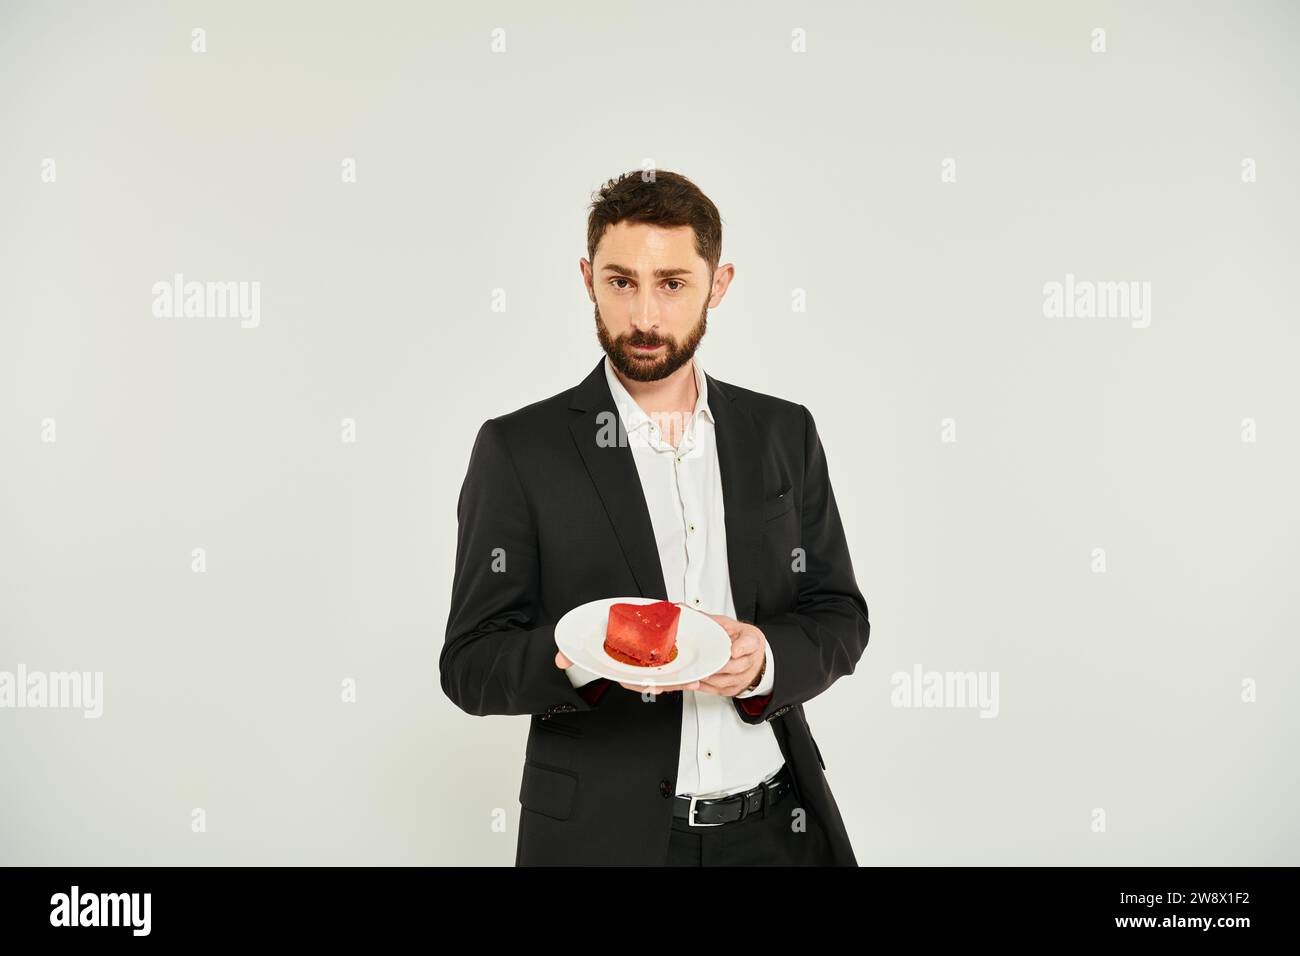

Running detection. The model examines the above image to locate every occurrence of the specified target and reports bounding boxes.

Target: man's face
[584,221,717,383]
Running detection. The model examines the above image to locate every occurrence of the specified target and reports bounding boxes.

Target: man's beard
[594,302,708,383]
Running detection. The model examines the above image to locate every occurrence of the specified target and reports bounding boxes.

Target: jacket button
[659,779,673,797]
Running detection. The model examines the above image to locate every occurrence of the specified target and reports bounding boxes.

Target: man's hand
[555,649,701,695]
[695,613,765,696]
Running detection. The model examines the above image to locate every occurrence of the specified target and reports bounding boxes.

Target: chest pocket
[519,760,578,821]
[762,483,795,522]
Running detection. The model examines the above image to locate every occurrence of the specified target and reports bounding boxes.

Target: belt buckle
[687,793,727,828]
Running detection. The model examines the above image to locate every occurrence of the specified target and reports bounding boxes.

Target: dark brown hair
[586,170,723,277]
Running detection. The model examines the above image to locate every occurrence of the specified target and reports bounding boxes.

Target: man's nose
[629,291,660,331]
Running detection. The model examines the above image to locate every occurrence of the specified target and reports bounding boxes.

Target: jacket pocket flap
[519,760,578,821]
[811,735,827,771]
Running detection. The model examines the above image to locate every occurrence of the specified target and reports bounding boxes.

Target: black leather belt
[673,763,793,827]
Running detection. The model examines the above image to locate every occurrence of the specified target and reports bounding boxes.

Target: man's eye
[665,280,684,291]
[611,278,632,290]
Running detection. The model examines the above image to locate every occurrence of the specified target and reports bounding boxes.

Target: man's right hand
[554,650,700,695]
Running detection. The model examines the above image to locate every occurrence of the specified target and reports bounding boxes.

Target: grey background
[1,0,1296,865]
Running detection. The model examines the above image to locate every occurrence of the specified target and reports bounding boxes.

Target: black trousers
[667,774,836,866]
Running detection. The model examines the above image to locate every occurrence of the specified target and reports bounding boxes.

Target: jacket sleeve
[441,418,611,717]
[732,405,870,724]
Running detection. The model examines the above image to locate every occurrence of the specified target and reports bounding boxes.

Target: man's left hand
[697,613,765,697]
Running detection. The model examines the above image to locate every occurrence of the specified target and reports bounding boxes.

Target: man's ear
[708,262,735,307]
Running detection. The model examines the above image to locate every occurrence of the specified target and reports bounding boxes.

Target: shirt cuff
[564,661,603,689]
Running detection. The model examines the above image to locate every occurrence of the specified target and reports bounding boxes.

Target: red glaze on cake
[604,601,681,666]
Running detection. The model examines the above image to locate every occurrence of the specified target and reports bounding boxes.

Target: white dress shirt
[564,355,785,798]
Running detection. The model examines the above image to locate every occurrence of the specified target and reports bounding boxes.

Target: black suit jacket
[441,357,870,865]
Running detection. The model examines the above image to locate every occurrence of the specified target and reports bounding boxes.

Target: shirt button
[705,750,713,759]
[693,598,701,605]
[659,779,673,797]
[688,523,696,533]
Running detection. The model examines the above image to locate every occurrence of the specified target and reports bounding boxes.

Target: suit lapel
[567,357,763,622]
[568,359,668,600]
[707,371,763,624]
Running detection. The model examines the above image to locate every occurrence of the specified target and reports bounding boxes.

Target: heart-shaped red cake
[604,600,681,666]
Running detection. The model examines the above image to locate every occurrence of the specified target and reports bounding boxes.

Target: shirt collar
[603,354,714,437]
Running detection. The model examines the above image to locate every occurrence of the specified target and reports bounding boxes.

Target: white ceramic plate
[554,596,732,685]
